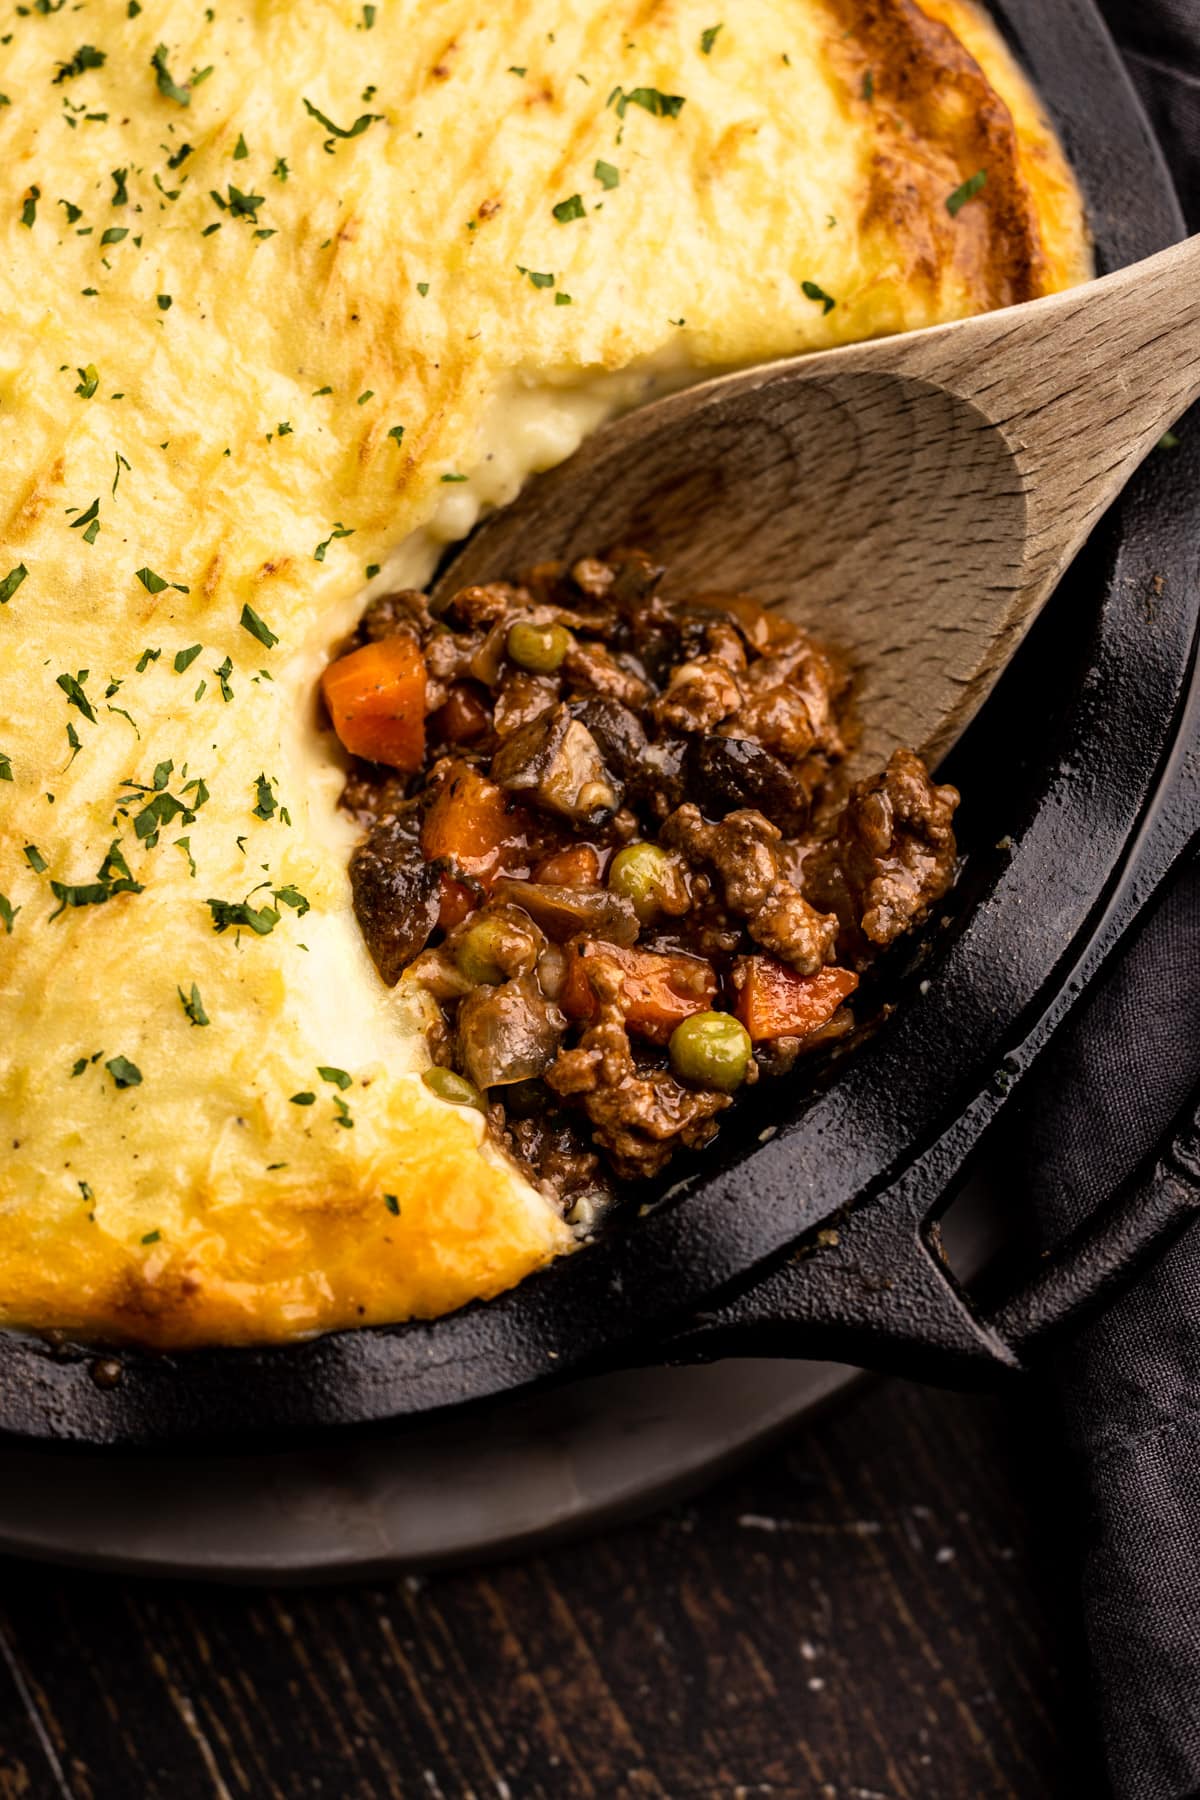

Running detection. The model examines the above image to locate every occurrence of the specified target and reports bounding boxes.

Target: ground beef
[326,549,962,1210]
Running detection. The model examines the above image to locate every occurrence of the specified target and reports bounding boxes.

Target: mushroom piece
[490,703,620,824]
[349,818,441,986]
[456,975,567,1089]
[493,877,640,945]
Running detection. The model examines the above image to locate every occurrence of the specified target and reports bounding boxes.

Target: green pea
[453,915,510,986]
[422,1066,487,1111]
[607,841,683,923]
[506,619,570,674]
[668,1011,752,1093]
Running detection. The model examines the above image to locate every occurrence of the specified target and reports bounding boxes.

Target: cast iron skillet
[3,0,1198,1447]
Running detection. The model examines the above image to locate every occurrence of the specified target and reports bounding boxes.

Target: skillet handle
[658,1082,1200,1387]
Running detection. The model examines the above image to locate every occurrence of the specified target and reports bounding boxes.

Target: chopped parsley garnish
[252,772,279,819]
[106,1054,142,1089]
[137,566,189,596]
[555,292,572,306]
[291,1091,316,1105]
[178,982,209,1026]
[361,4,376,27]
[273,156,289,181]
[0,895,17,935]
[173,643,203,672]
[387,425,405,447]
[0,753,11,782]
[57,670,96,721]
[0,565,28,605]
[384,1193,400,1216]
[215,655,234,702]
[53,46,106,86]
[74,365,99,399]
[157,294,172,311]
[357,390,374,405]
[68,497,101,543]
[700,24,723,53]
[240,602,279,647]
[207,896,279,936]
[71,1057,88,1077]
[59,199,83,224]
[50,840,143,915]
[174,837,196,877]
[517,265,555,289]
[20,188,40,229]
[273,884,309,915]
[166,142,193,170]
[233,132,249,160]
[947,170,987,216]
[210,183,265,221]
[151,44,199,106]
[332,1096,353,1129]
[318,1065,352,1090]
[141,1229,160,1244]
[416,281,429,297]
[440,473,467,483]
[508,65,526,77]
[313,524,354,563]
[594,160,620,190]
[23,844,48,874]
[100,226,128,246]
[111,168,129,207]
[136,647,161,672]
[606,85,686,120]
[365,564,381,579]
[301,96,382,153]
[552,193,585,223]
[802,279,836,314]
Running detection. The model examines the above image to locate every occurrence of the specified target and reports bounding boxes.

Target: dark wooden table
[0,1378,1100,1800]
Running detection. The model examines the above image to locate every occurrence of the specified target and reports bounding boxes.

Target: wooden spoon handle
[886,235,1200,583]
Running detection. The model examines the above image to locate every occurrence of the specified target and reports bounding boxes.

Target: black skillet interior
[1,0,1196,1448]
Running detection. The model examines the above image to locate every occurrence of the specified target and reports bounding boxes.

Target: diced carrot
[533,844,601,889]
[733,957,858,1043]
[431,682,492,745]
[420,761,529,925]
[321,635,427,771]
[562,940,717,1044]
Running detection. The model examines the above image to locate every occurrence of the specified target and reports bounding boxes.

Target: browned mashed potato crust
[0,0,1089,1346]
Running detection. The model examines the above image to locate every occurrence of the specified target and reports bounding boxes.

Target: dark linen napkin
[1021,6,1200,1794]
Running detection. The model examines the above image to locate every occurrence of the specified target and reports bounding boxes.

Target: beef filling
[321,551,960,1218]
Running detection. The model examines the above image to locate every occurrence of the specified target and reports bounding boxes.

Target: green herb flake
[0,565,28,606]
[178,981,209,1027]
[946,169,987,216]
[0,895,17,935]
[174,836,196,877]
[555,292,572,306]
[552,193,585,223]
[318,1065,352,1090]
[365,563,381,579]
[416,281,429,296]
[508,65,526,77]
[273,156,289,181]
[138,567,189,596]
[383,1192,400,1216]
[59,199,84,225]
[607,85,686,120]
[141,1229,161,1244]
[53,46,106,86]
[594,160,620,190]
[56,670,96,722]
[357,389,374,405]
[233,132,249,160]
[156,293,172,311]
[71,1057,88,1077]
[206,896,280,936]
[23,844,48,874]
[105,1054,143,1089]
[173,644,203,673]
[240,602,280,647]
[100,226,128,246]
[516,265,555,289]
[215,655,234,702]
[361,4,376,26]
[0,753,11,782]
[312,524,354,563]
[291,1090,316,1105]
[48,841,143,916]
[700,24,723,54]
[20,187,40,229]
[332,1095,354,1129]
[440,472,467,483]
[167,143,193,170]
[801,279,836,314]
[252,772,278,819]
[136,647,161,672]
[111,167,129,207]
[151,44,194,106]
[301,96,383,153]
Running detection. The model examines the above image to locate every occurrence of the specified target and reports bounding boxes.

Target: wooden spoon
[437,236,1200,770]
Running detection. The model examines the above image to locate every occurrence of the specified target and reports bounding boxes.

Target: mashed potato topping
[0,0,1089,1344]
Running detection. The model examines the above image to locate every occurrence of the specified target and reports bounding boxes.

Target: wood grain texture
[0,1382,1100,1799]
[440,236,1200,770]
